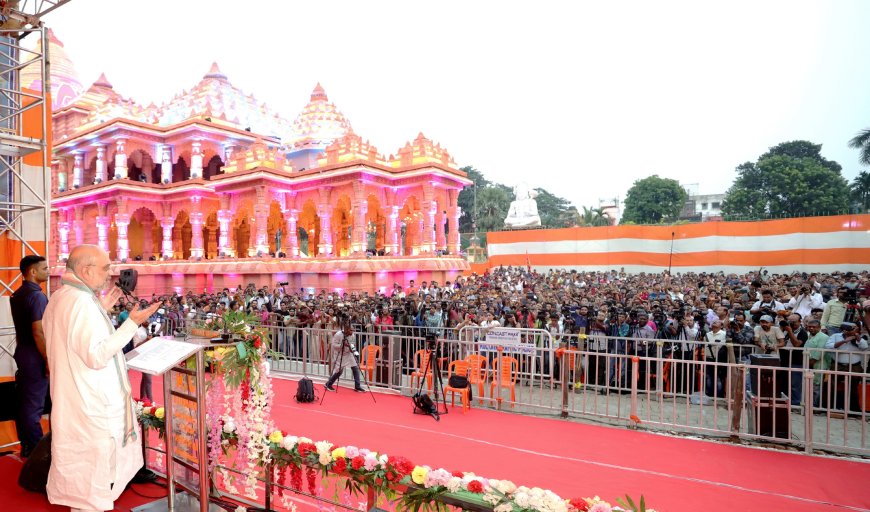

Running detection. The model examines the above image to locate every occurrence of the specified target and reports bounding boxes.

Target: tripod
[412,338,448,420]
[320,332,377,404]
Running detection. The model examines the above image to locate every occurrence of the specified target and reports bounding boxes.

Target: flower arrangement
[135,398,166,438]
[213,419,654,512]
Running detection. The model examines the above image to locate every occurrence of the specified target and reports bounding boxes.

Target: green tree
[848,128,870,166]
[457,165,490,232]
[851,170,870,212]
[579,206,612,226]
[534,188,574,228]
[621,175,687,224]
[474,185,512,232]
[721,141,850,220]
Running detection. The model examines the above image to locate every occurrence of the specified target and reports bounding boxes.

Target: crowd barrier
[227,322,869,457]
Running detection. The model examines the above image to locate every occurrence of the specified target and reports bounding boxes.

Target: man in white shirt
[750,290,784,324]
[824,322,869,412]
[786,284,823,321]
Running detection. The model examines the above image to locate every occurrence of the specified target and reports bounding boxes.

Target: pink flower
[589,504,612,512]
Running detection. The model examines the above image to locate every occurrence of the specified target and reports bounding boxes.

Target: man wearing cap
[824,322,868,412]
[753,315,784,354]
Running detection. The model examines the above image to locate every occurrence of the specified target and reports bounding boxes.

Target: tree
[848,128,870,166]
[721,140,850,220]
[579,206,612,226]
[760,140,842,173]
[473,185,512,232]
[457,166,490,232]
[534,188,574,228]
[621,175,687,224]
[851,170,870,212]
[456,165,576,231]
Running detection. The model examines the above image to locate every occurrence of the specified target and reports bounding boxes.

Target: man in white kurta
[43,245,161,511]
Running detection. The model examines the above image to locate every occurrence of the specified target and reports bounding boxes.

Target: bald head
[67,244,112,292]
[67,244,102,273]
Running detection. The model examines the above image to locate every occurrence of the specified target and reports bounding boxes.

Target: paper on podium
[126,336,203,375]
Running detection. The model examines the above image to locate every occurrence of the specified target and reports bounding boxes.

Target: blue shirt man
[10,255,49,457]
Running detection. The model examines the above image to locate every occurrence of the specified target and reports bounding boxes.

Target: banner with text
[480,328,537,355]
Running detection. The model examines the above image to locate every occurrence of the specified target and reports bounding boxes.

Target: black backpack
[295,378,316,403]
[412,392,440,421]
[448,375,473,401]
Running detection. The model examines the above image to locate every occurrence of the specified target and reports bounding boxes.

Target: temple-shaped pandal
[39,34,471,293]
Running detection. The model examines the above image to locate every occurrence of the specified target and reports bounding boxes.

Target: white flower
[315,440,333,454]
[494,504,513,512]
[318,453,332,465]
[282,436,298,450]
[446,477,462,493]
[299,436,313,444]
[378,453,389,467]
[236,506,246,512]
[514,491,530,508]
[223,420,236,434]
[496,479,517,494]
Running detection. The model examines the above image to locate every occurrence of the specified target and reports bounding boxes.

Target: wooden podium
[127,335,224,512]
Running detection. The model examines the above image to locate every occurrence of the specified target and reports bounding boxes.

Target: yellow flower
[215,347,226,356]
[411,466,428,485]
[331,447,346,459]
[155,407,165,419]
[268,431,284,444]
[205,350,214,359]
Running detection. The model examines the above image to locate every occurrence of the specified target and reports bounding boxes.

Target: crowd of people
[104,266,870,409]
[9,242,870,510]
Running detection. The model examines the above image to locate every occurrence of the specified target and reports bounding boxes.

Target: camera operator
[703,320,727,398]
[632,311,657,390]
[824,322,869,412]
[753,315,784,354]
[667,308,698,394]
[585,311,609,388]
[786,283,823,320]
[324,324,365,393]
[780,313,807,405]
[750,290,784,325]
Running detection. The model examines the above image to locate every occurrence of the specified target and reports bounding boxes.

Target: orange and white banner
[486,215,870,274]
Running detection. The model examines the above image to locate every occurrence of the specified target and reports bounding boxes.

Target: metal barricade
[255,325,869,456]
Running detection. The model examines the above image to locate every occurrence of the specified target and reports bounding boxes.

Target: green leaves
[621,175,687,225]
[721,141,850,220]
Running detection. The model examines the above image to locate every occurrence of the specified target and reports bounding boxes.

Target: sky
[42,0,870,210]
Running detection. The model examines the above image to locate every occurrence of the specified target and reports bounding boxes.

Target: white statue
[504,182,542,228]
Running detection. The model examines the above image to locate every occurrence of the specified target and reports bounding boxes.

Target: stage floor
[3,373,868,512]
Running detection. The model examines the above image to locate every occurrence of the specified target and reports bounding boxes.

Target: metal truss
[0,1,73,33]
[0,25,49,371]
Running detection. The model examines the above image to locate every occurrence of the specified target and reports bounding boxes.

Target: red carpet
[264,375,870,512]
[0,454,166,511]
[4,372,868,512]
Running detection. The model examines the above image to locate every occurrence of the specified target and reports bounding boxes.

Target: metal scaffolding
[0,24,50,372]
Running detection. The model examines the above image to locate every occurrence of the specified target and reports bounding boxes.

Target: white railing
[183,321,869,456]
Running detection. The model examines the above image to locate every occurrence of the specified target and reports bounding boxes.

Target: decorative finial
[93,72,112,89]
[311,82,327,101]
[204,62,228,80]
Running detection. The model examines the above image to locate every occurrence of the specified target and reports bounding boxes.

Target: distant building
[691,193,725,220]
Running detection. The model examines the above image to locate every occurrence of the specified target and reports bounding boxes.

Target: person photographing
[324,324,365,393]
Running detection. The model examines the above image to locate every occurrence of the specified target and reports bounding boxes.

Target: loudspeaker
[752,398,790,439]
[117,268,138,294]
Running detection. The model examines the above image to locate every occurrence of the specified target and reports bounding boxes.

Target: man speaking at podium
[43,245,161,512]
